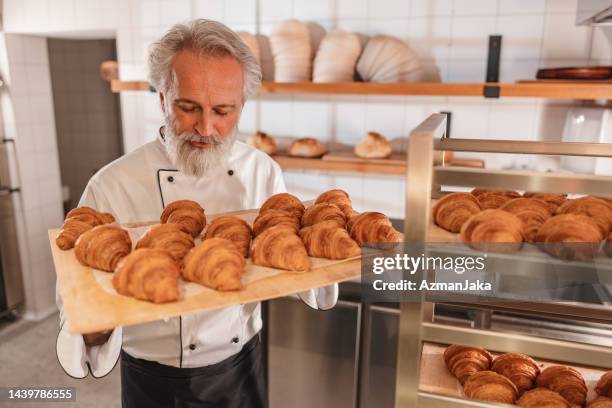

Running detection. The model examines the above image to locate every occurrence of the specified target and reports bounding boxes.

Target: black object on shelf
[440,111,452,139]
[484,35,502,98]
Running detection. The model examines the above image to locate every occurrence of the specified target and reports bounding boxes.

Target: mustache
[176,132,223,146]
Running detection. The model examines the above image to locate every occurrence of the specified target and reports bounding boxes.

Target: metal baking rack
[395,113,612,407]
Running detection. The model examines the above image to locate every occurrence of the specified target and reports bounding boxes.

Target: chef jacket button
[188,344,196,350]
[167,176,174,183]
[231,337,239,344]
[227,170,234,176]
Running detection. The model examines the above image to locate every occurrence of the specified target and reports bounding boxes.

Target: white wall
[2,0,611,227]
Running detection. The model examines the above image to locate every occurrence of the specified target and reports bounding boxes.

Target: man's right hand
[82,330,113,347]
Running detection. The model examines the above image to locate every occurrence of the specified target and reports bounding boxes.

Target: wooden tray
[322,151,408,165]
[50,207,363,334]
[419,343,606,402]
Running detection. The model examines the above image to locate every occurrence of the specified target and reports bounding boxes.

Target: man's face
[161,50,244,176]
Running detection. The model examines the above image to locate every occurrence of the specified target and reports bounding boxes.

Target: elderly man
[56,19,338,408]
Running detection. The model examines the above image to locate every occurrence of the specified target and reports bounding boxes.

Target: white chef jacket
[56,132,339,379]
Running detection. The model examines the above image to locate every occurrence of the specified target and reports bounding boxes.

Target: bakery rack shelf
[394,113,612,407]
[111,79,612,100]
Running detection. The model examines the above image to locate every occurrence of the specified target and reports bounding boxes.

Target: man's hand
[82,330,113,347]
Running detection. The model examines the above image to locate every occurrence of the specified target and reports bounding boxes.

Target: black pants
[120,335,266,408]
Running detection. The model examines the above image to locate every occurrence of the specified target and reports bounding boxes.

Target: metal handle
[1,138,14,144]
[0,186,19,196]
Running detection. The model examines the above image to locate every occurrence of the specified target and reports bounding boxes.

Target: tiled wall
[0,34,64,320]
[48,38,124,211]
[1,1,611,317]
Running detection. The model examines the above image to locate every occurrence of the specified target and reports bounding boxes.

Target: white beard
[163,114,236,178]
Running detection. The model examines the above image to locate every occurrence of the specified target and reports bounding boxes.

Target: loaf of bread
[288,138,327,158]
[246,131,278,155]
[354,131,392,159]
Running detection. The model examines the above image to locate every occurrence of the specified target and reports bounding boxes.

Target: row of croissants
[247,130,393,159]
[444,344,612,407]
[237,20,425,83]
[55,189,402,303]
[432,189,612,260]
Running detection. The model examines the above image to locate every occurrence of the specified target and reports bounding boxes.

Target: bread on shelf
[301,203,347,229]
[535,214,603,261]
[471,188,521,210]
[252,225,310,272]
[246,131,278,155]
[491,352,541,395]
[113,248,180,303]
[136,224,195,267]
[75,225,132,272]
[556,196,612,238]
[596,371,612,397]
[537,365,588,407]
[460,209,524,253]
[443,345,492,385]
[315,189,356,218]
[203,215,252,258]
[500,198,553,243]
[432,192,482,233]
[160,199,206,237]
[300,220,360,259]
[354,131,392,159]
[183,238,245,291]
[288,137,327,158]
[463,370,519,404]
[523,192,567,211]
[517,388,571,408]
[260,192,305,220]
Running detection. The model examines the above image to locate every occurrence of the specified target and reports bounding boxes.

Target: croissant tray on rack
[49,204,374,335]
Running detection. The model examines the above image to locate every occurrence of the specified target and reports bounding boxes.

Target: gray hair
[148,19,261,101]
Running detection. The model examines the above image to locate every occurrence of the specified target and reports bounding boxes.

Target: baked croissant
[463,370,519,404]
[315,189,356,218]
[588,396,612,408]
[346,212,401,247]
[537,365,588,407]
[501,198,552,242]
[301,203,347,229]
[299,220,360,259]
[75,225,132,272]
[160,200,206,237]
[556,196,612,237]
[491,353,541,395]
[596,372,612,397]
[112,248,180,303]
[183,238,245,291]
[475,191,520,210]
[535,214,603,261]
[443,345,492,385]
[135,224,194,266]
[432,192,482,233]
[66,206,105,227]
[260,193,305,220]
[472,188,521,199]
[246,131,278,155]
[252,209,300,237]
[460,209,524,253]
[523,192,567,211]
[56,218,94,250]
[517,388,571,408]
[203,215,252,258]
[354,131,392,159]
[100,212,116,224]
[252,225,310,272]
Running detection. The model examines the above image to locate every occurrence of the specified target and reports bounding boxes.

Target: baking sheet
[50,207,362,334]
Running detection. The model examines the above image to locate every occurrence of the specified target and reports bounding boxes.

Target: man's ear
[159,92,166,114]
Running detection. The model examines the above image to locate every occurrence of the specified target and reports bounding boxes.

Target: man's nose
[195,110,215,136]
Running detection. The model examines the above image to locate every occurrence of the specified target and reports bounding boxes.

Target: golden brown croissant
[491,353,541,395]
[100,212,116,224]
[443,345,492,385]
[135,224,194,267]
[537,365,588,407]
[517,388,571,408]
[501,198,553,242]
[535,214,603,261]
[252,225,310,272]
[346,212,401,247]
[301,203,347,229]
[260,193,305,220]
[557,196,612,237]
[596,372,612,397]
[523,192,567,211]
[247,131,278,155]
[432,192,482,233]
[476,192,517,210]
[203,215,252,258]
[160,200,206,237]
[460,209,524,253]
[589,396,612,408]
[252,209,300,237]
[66,206,105,227]
[315,189,356,218]
[464,370,518,404]
[112,248,180,303]
[299,220,360,259]
[75,225,132,272]
[56,218,94,250]
[471,188,521,199]
[183,238,245,291]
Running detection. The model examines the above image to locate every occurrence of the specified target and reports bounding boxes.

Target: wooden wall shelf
[110,79,612,100]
